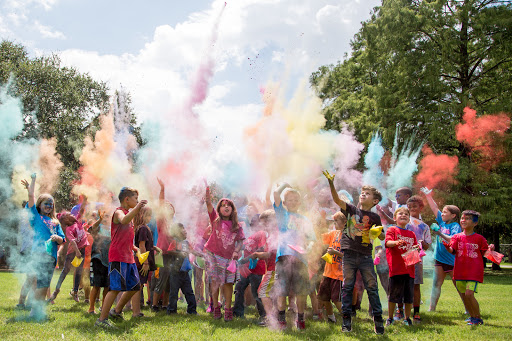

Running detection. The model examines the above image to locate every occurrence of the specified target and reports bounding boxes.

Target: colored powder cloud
[415,145,459,189]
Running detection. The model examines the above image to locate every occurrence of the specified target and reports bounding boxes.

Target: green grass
[0,268,511,340]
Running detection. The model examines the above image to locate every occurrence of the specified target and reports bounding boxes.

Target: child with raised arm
[95,187,147,328]
[203,185,245,321]
[273,183,316,330]
[21,174,66,321]
[323,170,385,335]
[317,211,346,323]
[444,210,491,326]
[420,187,463,312]
[384,207,419,327]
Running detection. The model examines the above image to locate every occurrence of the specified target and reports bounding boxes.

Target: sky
[0,0,381,126]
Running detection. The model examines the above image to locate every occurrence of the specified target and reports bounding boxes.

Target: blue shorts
[109,262,141,291]
[35,254,57,289]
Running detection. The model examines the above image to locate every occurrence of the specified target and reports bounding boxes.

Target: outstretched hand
[157,177,164,188]
[420,187,432,195]
[21,179,29,190]
[322,170,335,182]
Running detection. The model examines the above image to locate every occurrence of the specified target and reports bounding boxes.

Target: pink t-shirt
[65,220,89,255]
[449,232,488,283]
[203,209,245,260]
[109,207,135,264]
[385,226,418,278]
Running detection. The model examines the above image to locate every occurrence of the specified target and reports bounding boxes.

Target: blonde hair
[393,206,410,218]
[133,206,152,234]
[36,193,59,225]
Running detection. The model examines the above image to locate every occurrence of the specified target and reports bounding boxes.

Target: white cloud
[34,20,65,39]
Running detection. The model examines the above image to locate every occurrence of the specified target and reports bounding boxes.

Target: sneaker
[465,317,472,322]
[386,318,394,326]
[278,320,287,330]
[206,302,214,313]
[224,308,233,322]
[374,315,385,335]
[49,289,60,302]
[404,318,413,326]
[213,306,222,320]
[393,308,404,321]
[109,308,123,320]
[72,291,80,303]
[15,303,26,310]
[327,315,336,323]
[413,314,421,322]
[467,317,484,326]
[296,320,306,330]
[77,288,85,298]
[258,317,268,327]
[95,318,116,329]
[84,299,90,304]
[342,314,352,332]
[151,305,160,313]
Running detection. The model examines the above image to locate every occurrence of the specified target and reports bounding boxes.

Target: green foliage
[311,0,512,243]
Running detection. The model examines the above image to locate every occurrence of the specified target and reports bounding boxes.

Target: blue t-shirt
[274,203,315,263]
[28,204,65,260]
[434,211,461,265]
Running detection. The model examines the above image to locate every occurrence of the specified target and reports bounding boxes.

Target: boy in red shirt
[385,207,419,327]
[95,187,147,328]
[444,210,492,326]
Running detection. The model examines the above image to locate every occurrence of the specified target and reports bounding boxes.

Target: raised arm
[78,195,87,219]
[322,170,346,210]
[157,177,165,203]
[114,200,148,225]
[273,183,291,207]
[21,173,37,208]
[420,187,440,216]
[205,185,214,214]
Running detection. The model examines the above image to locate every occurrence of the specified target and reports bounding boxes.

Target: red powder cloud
[455,107,510,170]
[415,145,459,189]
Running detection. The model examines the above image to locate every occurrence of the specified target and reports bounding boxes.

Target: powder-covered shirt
[91,228,111,267]
[385,225,418,278]
[274,203,315,264]
[109,207,135,264]
[204,209,245,260]
[156,218,174,254]
[434,211,461,265]
[65,217,90,255]
[340,203,382,255]
[321,230,343,280]
[27,204,65,260]
[449,232,488,283]
[240,230,267,276]
[406,216,432,249]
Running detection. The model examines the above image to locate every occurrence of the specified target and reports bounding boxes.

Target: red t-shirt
[156,218,174,254]
[109,207,135,264]
[449,232,488,283]
[241,231,267,276]
[385,226,418,278]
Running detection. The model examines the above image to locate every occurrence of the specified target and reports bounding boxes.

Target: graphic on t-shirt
[345,213,372,241]
[287,215,303,231]
[457,241,480,258]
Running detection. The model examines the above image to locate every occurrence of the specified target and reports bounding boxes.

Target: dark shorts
[153,255,172,294]
[108,262,141,292]
[91,258,109,288]
[274,256,309,297]
[388,274,414,304]
[317,276,342,303]
[435,260,454,273]
[35,254,56,289]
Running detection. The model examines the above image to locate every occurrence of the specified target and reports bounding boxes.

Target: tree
[311,0,512,249]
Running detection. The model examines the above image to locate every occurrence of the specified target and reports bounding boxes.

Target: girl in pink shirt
[202,186,245,321]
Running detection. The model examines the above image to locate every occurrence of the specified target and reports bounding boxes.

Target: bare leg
[222,283,234,309]
[429,266,447,311]
[99,290,120,321]
[388,301,397,320]
[296,295,306,314]
[89,287,99,312]
[404,303,413,319]
[131,290,142,316]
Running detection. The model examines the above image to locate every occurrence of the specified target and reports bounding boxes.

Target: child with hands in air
[95,187,147,328]
[21,173,66,321]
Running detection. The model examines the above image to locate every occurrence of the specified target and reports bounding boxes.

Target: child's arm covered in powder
[322,170,346,210]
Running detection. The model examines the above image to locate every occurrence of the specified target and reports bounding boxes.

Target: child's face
[395,191,410,205]
[125,194,139,209]
[359,190,378,207]
[333,216,346,230]
[406,201,423,218]
[40,198,54,215]
[283,192,301,212]
[460,214,477,230]
[395,210,410,227]
[219,200,233,218]
[441,206,456,223]
[179,226,187,239]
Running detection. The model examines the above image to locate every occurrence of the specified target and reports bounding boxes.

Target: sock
[297,313,305,322]
[278,310,286,322]
[328,314,336,322]
[413,306,420,315]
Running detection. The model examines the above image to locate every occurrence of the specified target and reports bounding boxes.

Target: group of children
[16,169,495,333]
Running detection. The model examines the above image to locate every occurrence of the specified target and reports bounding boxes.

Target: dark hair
[118,187,138,202]
[21,200,28,208]
[462,210,480,223]
[396,187,413,197]
[216,198,240,232]
[406,195,424,207]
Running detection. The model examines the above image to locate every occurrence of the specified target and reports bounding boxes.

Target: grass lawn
[0,267,511,340]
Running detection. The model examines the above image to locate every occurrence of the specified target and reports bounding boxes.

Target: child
[273,183,316,330]
[444,210,491,325]
[420,187,463,312]
[166,223,197,315]
[88,211,111,314]
[21,174,66,321]
[317,211,346,323]
[95,187,147,328]
[151,178,176,312]
[50,197,89,303]
[405,195,431,322]
[385,207,419,327]
[323,170,385,335]
[132,206,160,317]
[16,201,36,310]
[377,187,412,225]
[202,185,245,321]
